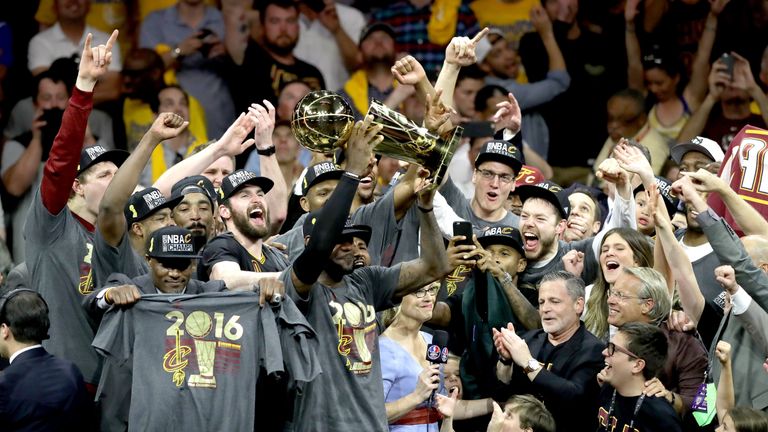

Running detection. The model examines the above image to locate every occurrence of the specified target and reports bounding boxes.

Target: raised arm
[714,341,735,424]
[435,27,490,109]
[684,0,730,109]
[394,186,452,301]
[686,168,768,236]
[42,30,118,214]
[3,111,44,197]
[659,179,706,322]
[625,0,645,91]
[732,52,768,127]
[677,60,728,142]
[247,101,288,233]
[98,113,188,246]
[290,117,382,295]
[153,112,256,196]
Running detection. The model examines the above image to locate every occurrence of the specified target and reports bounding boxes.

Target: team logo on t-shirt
[329,300,377,375]
[78,243,94,295]
[162,309,244,388]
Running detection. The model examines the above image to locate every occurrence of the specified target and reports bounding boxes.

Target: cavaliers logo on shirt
[78,243,94,295]
[162,309,244,388]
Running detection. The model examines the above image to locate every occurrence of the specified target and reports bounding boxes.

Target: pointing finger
[470,27,490,45]
[105,29,119,52]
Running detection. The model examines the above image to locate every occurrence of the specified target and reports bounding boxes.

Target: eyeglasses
[476,169,514,184]
[607,342,639,359]
[414,285,439,298]
[607,289,646,302]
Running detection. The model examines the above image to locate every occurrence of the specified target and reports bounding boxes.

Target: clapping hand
[248,100,277,151]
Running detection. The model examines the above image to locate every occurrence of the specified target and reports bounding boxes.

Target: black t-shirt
[596,385,683,432]
[197,232,290,281]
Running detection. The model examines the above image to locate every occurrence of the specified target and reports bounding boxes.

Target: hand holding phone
[453,221,474,247]
[719,53,734,80]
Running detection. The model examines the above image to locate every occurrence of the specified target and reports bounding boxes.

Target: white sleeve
[27,34,49,71]
[591,193,637,260]
[433,191,465,237]
[731,286,753,316]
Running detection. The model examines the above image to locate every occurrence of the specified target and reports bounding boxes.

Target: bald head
[742,235,768,272]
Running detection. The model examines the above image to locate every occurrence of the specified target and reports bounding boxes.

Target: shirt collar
[9,345,43,364]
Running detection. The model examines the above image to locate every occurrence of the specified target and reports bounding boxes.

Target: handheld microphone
[425,330,449,406]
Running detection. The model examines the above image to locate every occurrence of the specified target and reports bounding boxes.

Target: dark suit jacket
[509,322,605,432]
[0,347,96,431]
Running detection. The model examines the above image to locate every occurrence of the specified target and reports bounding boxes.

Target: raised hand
[487,401,506,432]
[708,58,731,100]
[248,100,277,150]
[625,0,642,22]
[596,158,630,187]
[78,29,119,87]
[714,265,738,294]
[492,92,521,134]
[683,168,726,194]
[445,27,490,67]
[561,250,585,277]
[613,139,653,180]
[149,112,189,142]
[424,89,454,136]
[731,52,759,94]
[345,115,383,176]
[215,112,257,157]
[647,183,672,228]
[715,340,732,364]
[391,55,427,86]
[447,235,480,269]
[709,0,731,16]
[531,4,553,35]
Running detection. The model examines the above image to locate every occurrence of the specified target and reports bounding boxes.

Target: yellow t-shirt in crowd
[470,0,537,47]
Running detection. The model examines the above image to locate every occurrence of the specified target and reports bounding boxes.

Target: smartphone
[461,121,495,138]
[197,28,214,41]
[304,0,327,13]
[720,53,734,79]
[453,221,474,247]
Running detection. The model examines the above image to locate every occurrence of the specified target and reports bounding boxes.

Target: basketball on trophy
[291,90,356,153]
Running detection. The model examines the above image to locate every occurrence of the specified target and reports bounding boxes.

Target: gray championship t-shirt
[440,177,520,232]
[281,265,400,432]
[92,230,149,289]
[350,190,398,266]
[92,292,275,431]
[25,188,101,383]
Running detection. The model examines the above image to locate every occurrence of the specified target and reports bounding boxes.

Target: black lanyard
[600,390,645,431]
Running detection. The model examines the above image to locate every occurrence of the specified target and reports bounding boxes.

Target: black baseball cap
[219,169,274,202]
[146,226,201,259]
[125,187,183,225]
[303,213,372,245]
[478,225,525,256]
[475,140,523,175]
[171,175,217,206]
[77,145,129,176]
[302,162,344,195]
[517,181,569,220]
[633,176,680,218]
[360,22,396,44]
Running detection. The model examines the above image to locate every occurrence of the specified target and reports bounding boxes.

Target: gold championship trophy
[291,90,463,185]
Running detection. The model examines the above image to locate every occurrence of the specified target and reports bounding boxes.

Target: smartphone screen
[461,121,495,138]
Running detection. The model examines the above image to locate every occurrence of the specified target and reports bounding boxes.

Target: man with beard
[279,116,452,431]
[339,22,398,118]
[197,169,291,284]
[170,175,217,245]
[92,113,186,289]
[227,0,325,115]
[678,54,768,150]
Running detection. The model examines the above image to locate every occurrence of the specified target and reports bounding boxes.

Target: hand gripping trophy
[291,90,463,185]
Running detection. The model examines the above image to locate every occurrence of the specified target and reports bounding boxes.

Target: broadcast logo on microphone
[426,344,448,363]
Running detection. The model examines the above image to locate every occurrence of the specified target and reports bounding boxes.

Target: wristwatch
[256,145,276,156]
[523,358,542,374]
